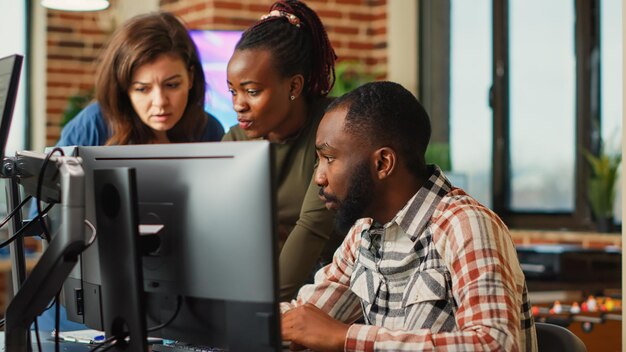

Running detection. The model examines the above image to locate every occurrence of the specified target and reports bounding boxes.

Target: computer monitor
[63,140,281,350]
[0,54,23,160]
[188,30,242,131]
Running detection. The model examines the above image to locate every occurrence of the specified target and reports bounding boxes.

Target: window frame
[492,0,600,230]
[420,0,604,230]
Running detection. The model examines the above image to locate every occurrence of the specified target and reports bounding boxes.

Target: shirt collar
[386,165,452,241]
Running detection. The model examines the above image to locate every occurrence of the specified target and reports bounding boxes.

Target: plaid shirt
[282,166,537,351]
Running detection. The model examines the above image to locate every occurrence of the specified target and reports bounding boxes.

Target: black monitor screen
[0,54,23,159]
[63,140,281,351]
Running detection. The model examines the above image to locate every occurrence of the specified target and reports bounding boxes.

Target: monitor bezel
[0,54,24,160]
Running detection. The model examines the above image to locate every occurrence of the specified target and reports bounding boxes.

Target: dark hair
[326,81,432,178]
[235,0,336,98]
[96,12,207,145]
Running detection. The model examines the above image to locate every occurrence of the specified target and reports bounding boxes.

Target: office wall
[37,0,389,148]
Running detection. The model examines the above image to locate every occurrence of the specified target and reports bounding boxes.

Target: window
[600,0,622,223]
[0,1,27,156]
[449,0,492,207]
[0,1,28,217]
[422,0,621,230]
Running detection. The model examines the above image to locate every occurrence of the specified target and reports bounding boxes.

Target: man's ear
[372,147,396,180]
[289,74,305,99]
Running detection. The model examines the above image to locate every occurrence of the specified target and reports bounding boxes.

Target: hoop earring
[290,95,296,101]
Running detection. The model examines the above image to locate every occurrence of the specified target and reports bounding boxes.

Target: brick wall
[44,0,387,146]
[44,0,117,146]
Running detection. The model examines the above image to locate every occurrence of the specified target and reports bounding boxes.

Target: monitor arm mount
[1,150,85,351]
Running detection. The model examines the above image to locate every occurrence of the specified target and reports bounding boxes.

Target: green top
[223,98,341,301]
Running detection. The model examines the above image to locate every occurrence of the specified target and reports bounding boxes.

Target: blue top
[58,102,225,146]
[34,102,225,332]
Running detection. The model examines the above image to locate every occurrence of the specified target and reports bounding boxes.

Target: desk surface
[0,332,90,352]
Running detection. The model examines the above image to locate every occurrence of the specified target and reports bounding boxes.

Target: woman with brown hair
[225,0,342,301]
[58,11,224,147]
[36,11,224,334]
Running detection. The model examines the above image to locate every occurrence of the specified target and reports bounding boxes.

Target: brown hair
[95,12,206,145]
[236,0,337,99]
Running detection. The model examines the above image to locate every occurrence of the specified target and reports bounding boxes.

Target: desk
[0,332,90,352]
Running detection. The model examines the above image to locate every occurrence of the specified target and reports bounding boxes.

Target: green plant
[62,90,94,127]
[583,145,621,220]
[425,142,451,171]
[329,60,378,97]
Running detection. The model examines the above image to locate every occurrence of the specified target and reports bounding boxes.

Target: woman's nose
[152,88,168,107]
[233,94,248,113]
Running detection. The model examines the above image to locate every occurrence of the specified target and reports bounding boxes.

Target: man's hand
[281,303,350,352]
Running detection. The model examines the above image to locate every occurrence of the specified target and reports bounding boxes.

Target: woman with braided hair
[224,0,342,301]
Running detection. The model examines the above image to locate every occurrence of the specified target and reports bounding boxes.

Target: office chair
[535,322,587,352]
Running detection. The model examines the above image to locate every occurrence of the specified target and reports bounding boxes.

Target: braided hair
[235,0,337,98]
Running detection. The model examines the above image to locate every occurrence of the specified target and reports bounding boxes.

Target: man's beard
[321,160,376,234]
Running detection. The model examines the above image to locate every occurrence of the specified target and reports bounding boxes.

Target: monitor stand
[93,167,148,351]
[3,155,85,351]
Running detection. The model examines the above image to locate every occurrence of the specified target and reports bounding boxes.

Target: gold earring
[290,95,295,101]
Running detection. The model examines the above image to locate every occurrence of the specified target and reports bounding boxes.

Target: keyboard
[151,340,296,351]
[151,341,226,352]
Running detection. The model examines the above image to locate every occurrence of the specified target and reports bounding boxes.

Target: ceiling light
[41,0,110,12]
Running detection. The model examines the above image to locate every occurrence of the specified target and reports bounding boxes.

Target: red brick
[58,41,85,48]
[317,9,343,19]
[46,108,64,114]
[367,26,386,36]
[214,1,244,10]
[47,67,88,74]
[47,81,74,89]
[248,4,268,12]
[213,16,256,27]
[78,28,105,35]
[340,55,359,61]
[47,26,73,33]
[348,12,376,21]
[333,26,359,35]
[347,41,374,50]
[330,40,343,49]
[58,13,87,21]
[79,83,94,90]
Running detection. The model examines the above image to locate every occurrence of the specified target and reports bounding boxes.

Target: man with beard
[281,81,537,352]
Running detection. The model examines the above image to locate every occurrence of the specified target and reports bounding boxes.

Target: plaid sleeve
[433,202,524,351]
[281,218,372,322]
[344,204,525,351]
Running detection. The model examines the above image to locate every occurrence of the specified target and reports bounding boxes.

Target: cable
[33,318,42,352]
[55,292,60,352]
[89,335,118,352]
[147,295,183,333]
[84,219,97,248]
[0,203,54,249]
[88,296,183,352]
[0,195,32,230]
[36,147,65,242]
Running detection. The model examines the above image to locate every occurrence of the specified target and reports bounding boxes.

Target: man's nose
[314,166,327,187]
